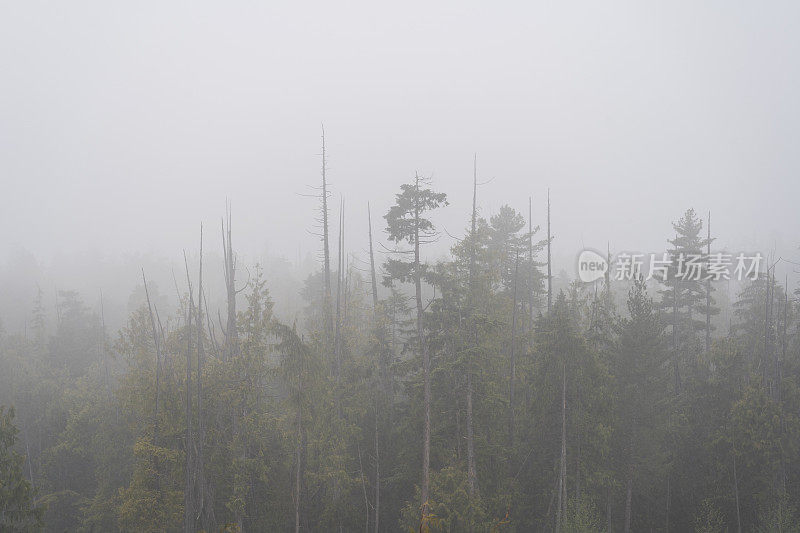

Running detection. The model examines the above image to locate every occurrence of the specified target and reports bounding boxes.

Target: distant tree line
[1,151,799,532]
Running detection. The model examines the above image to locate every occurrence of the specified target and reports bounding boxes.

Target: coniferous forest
[1,163,799,531]
[3,3,800,533]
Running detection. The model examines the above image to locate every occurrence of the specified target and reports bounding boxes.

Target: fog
[3,2,799,321]
[4,3,800,531]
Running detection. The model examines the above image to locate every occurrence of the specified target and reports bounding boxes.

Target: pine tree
[383,173,447,524]
[658,208,718,394]
[615,276,668,532]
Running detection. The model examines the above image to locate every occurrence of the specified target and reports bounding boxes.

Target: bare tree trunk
[295,374,302,533]
[528,197,534,331]
[673,236,681,396]
[466,156,479,503]
[195,226,214,531]
[142,271,161,448]
[415,173,431,521]
[357,444,370,533]
[368,203,379,311]
[575,384,581,500]
[222,205,238,360]
[509,252,519,450]
[733,449,741,533]
[624,461,633,533]
[374,407,380,533]
[705,212,712,353]
[555,362,567,532]
[335,198,344,383]
[368,203,382,533]
[764,267,771,389]
[666,476,670,533]
[547,189,552,313]
[466,373,477,498]
[782,275,788,404]
[321,125,333,352]
[183,252,194,533]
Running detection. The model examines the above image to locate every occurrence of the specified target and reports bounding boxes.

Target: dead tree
[528,196,535,333]
[705,212,712,353]
[195,225,215,530]
[466,155,479,501]
[509,252,519,451]
[334,197,344,383]
[321,125,333,352]
[142,270,161,448]
[368,202,381,533]
[547,189,552,313]
[182,251,195,533]
[222,205,239,360]
[368,203,379,311]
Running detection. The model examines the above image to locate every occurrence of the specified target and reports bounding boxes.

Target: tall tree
[321,125,333,353]
[615,276,668,532]
[182,251,195,533]
[222,205,239,360]
[547,189,552,313]
[383,173,447,525]
[658,208,718,393]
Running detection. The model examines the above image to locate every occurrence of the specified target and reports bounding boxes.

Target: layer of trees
[1,169,799,532]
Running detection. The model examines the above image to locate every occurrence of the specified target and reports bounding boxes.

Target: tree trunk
[705,212,711,353]
[183,253,194,533]
[374,407,380,533]
[466,157,479,503]
[223,206,238,360]
[733,451,741,533]
[624,462,633,533]
[673,237,681,396]
[295,388,302,533]
[556,362,567,532]
[142,271,161,448]
[415,173,432,520]
[665,476,670,533]
[509,252,519,450]
[466,373,477,498]
[321,125,333,353]
[368,203,379,311]
[369,203,381,533]
[547,189,552,313]
[195,226,214,531]
[528,197,534,332]
[335,198,343,384]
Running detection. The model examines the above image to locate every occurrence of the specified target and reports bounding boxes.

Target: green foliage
[755,493,800,533]
[693,499,724,533]
[0,203,798,532]
[562,495,604,533]
[0,406,43,532]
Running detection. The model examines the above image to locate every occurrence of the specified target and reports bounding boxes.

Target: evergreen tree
[0,406,43,531]
[658,208,719,394]
[383,173,447,525]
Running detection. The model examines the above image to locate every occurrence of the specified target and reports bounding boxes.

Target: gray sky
[2,1,799,303]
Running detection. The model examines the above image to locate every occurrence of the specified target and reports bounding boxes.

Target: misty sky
[2,1,799,293]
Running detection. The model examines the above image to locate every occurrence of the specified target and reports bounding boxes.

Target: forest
[1,157,798,533]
